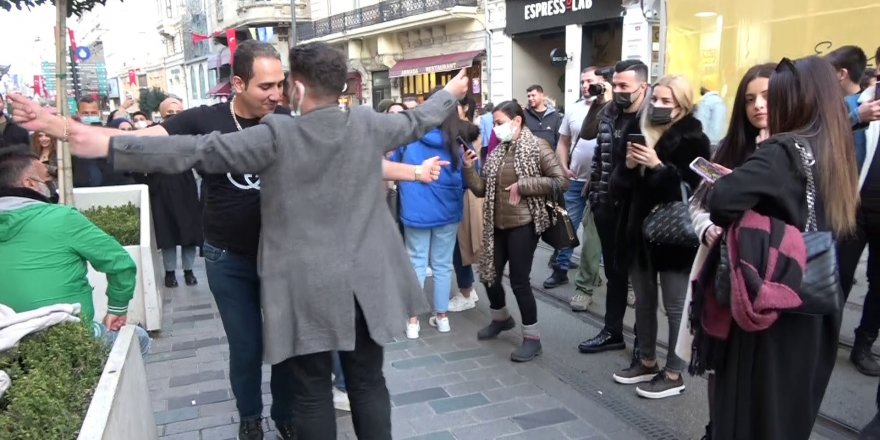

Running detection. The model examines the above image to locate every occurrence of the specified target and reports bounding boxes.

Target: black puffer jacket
[588,104,642,210]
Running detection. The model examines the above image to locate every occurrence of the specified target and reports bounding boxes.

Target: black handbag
[789,142,842,316]
[541,181,580,250]
[642,182,700,248]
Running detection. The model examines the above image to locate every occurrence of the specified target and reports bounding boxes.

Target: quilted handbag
[541,181,580,250]
[642,183,699,248]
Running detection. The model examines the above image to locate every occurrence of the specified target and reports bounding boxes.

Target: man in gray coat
[10,42,469,440]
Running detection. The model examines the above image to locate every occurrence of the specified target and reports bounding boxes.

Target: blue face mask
[80,115,101,125]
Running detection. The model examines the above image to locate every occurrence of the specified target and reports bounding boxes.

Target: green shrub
[0,322,108,439]
[81,203,140,246]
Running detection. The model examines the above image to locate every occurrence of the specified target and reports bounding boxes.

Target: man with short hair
[131,111,151,129]
[579,59,649,356]
[524,84,563,148]
[73,97,105,187]
[543,67,609,311]
[479,101,494,147]
[0,151,149,357]
[0,94,29,148]
[694,86,727,148]
[159,97,183,120]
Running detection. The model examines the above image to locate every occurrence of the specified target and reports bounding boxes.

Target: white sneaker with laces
[333,388,351,412]
[448,292,477,312]
[406,321,420,339]
[429,315,451,333]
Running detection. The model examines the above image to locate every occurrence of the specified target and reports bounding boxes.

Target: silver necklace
[229,96,243,131]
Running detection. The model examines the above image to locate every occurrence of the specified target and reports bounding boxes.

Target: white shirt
[558,99,595,182]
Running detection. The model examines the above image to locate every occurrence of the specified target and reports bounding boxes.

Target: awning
[389,50,483,78]
[208,80,232,97]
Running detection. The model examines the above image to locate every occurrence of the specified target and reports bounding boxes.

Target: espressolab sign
[506,0,623,35]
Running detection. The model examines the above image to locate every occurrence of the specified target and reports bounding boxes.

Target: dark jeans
[485,224,540,325]
[838,209,880,339]
[273,300,391,440]
[594,204,629,338]
[453,238,475,290]
[203,242,295,424]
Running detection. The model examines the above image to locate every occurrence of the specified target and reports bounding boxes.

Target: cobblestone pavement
[146,260,645,440]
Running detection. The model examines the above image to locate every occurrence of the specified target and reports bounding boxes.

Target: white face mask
[291,81,306,117]
[493,121,515,143]
[134,120,149,129]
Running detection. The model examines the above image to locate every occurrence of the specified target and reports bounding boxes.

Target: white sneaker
[425,267,434,277]
[448,292,476,312]
[333,388,351,412]
[429,315,451,333]
[406,321,420,339]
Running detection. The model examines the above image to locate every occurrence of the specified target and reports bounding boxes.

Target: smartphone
[456,135,473,151]
[690,157,729,183]
[875,78,880,101]
[627,133,646,146]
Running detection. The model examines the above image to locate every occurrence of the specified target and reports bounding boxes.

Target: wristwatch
[414,165,424,182]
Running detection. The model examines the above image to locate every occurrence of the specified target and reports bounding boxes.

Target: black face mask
[613,88,642,109]
[648,106,674,125]
[587,83,606,97]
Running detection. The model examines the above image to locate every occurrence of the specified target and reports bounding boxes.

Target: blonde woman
[608,75,711,398]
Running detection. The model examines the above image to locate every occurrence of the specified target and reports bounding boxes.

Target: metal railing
[297,0,478,41]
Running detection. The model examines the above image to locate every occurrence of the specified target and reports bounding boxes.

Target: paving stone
[443,378,503,397]
[391,355,445,370]
[468,400,535,422]
[163,414,234,435]
[391,387,450,406]
[428,393,490,414]
[198,399,239,417]
[450,418,522,440]
[176,303,213,312]
[557,419,601,439]
[173,313,216,324]
[425,359,480,376]
[406,372,463,391]
[158,432,199,440]
[500,425,569,440]
[385,339,425,352]
[146,349,197,364]
[171,336,222,351]
[154,407,200,425]
[403,432,456,440]
[521,394,561,410]
[440,348,492,362]
[198,379,232,393]
[512,408,578,430]
[169,369,226,388]
[385,349,413,362]
[167,389,231,410]
[199,422,239,439]
[391,402,433,420]
[484,384,545,403]
[406,411,479,435]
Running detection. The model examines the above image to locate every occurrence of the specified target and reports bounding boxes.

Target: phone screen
[457,136,473,151]
[690,157,727,183]
[627,134,646,146]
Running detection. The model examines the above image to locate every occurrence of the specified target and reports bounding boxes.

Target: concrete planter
[74,185,164,331]
[78,325,157,440]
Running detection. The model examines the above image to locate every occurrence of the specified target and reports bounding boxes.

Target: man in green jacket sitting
[0,150,149,356]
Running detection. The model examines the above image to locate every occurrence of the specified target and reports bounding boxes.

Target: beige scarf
[478,127,553,285]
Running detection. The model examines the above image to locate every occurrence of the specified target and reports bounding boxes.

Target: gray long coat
[111,91,458,364]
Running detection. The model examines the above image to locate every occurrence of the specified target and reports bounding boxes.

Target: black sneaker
[612,362,661,385]
[239,418,264,440]
[184,270,198,286]
[164,271,178,288]
[275,419,296,440]
[578,330,625,354]
[635,371,686,399]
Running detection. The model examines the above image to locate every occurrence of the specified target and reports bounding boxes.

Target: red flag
[33,75,44,97]
[226,29,238,66]
[68,28,77,51]
[128,69,137,86]
[192,33,212,44]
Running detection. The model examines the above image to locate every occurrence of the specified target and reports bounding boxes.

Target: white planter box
[74,185,164,331]
[78,325,157,440]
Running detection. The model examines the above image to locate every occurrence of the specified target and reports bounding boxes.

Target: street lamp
[289,0,307,48]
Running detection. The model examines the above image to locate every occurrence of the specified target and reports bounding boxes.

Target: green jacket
[0,194,136,323]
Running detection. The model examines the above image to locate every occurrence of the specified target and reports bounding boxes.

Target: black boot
[851,332,880,376]
[542,269,569,289]
[184,270,198,286]
[478,317,516,340]
[164,271,178,288]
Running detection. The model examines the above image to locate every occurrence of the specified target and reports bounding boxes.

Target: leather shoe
[578,330,625,354]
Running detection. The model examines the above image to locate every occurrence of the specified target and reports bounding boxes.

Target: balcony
[297,0,479,41]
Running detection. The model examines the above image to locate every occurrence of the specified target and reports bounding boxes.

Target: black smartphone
[627,133,646,146]
[456,135,473,151]
[875,78,880,100]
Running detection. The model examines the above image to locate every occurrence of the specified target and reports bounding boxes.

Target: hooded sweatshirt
[0,190,136,324]
[390,128,465,228]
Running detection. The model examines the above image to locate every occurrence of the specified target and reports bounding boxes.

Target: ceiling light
[694,11,717,18]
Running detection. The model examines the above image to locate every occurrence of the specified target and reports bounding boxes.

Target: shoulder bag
[642,182,700,248]
[541,180,580,250]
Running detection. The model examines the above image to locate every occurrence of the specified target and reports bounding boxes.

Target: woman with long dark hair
[676,62,774,439]
[462,100,568,361]
[705,56,858,439]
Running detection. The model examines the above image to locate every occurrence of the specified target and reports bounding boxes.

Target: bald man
[159,98,183,120]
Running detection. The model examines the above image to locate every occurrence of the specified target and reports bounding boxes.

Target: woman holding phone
[390,93,478,339]
[609,75,711,398]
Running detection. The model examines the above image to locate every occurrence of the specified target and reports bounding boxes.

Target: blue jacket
[390,129,464,228]
[847,93,869,170]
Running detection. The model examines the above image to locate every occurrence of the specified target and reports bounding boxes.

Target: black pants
[838,208,880,339]
[485,223,540,325]
[273,300,391,440]
[593,204,629,338]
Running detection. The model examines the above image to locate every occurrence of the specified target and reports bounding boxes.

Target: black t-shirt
[862,142,880,213]
[161,102,291,257]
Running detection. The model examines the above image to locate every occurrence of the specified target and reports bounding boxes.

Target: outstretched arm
[382,157,449,182]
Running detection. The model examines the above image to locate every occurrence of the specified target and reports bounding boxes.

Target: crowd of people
[2,38,880,440]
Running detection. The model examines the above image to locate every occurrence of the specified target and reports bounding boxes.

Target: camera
[587,83,606,97]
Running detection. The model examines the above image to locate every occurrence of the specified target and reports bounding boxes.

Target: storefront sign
[506,0,622,35]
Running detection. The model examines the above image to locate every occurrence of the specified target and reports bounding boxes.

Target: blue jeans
[554,180,588,270]
[452,238,475,290]
[100,323,151,360]
[203,242,295,424]
[404,223,460,313]
[332,351,346,392]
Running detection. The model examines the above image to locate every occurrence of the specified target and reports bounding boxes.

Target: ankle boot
[542,269,569,289]
[511,324,542,362]
[478,308,515,340]
[851,332,880,376]
[164,271,178,288]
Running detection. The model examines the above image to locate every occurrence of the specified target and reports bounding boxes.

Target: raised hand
[8,93,51,133]
[462,148,479,168]
[443,69,470,100]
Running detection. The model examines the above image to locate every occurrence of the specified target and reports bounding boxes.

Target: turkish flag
[33,75,44,97]
[68,28,77,52]
[129,69,137,86]
[227,29,238,66]
[192,33,212,44]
